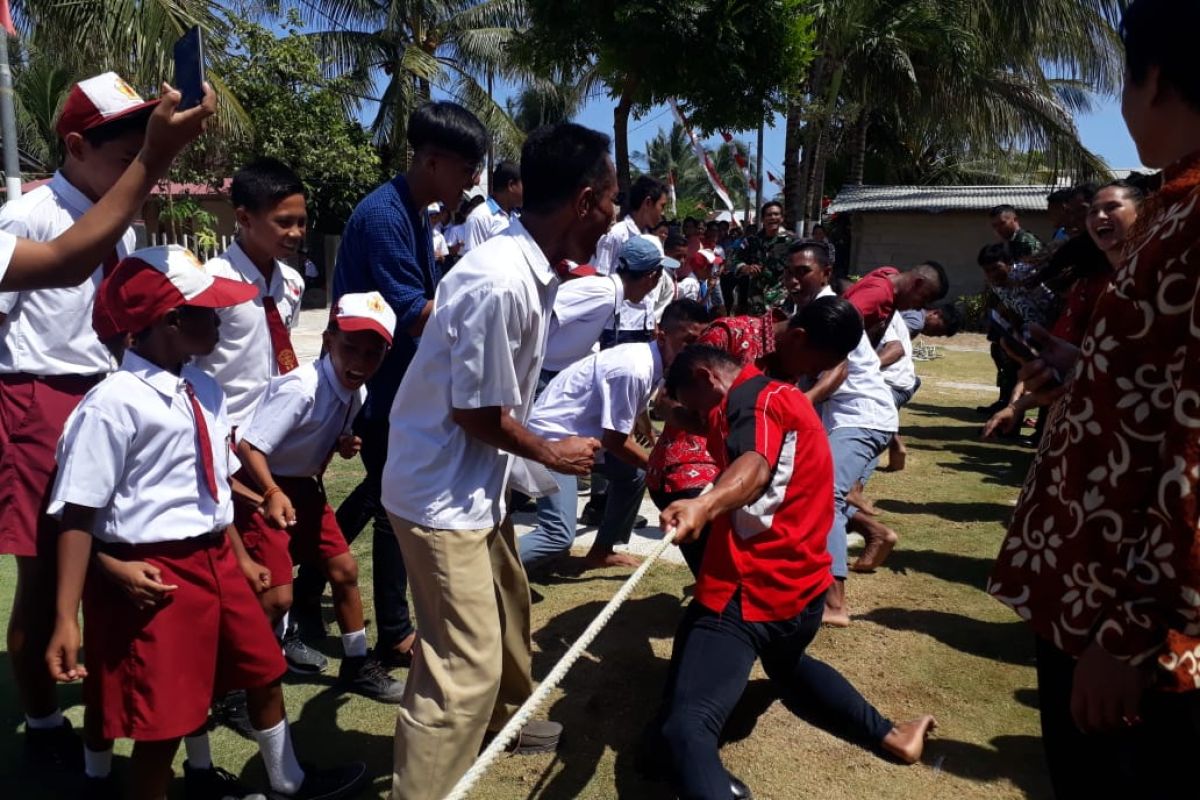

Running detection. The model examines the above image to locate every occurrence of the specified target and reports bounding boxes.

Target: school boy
[44,246,367,800]
[235,292,405,703]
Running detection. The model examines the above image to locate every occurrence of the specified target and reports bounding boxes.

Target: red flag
[0,0,15,36]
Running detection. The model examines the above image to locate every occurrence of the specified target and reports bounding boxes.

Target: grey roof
[828,184,1055,215]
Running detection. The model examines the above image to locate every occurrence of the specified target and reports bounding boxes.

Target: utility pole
[754,117,764,223]
[485,67,494,195]
[0,31,21,200]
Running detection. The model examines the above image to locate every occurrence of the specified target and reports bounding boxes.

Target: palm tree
[11,53,73,172]
[293,0,527,168]
[505,79,581,132]
[636,124,704,198]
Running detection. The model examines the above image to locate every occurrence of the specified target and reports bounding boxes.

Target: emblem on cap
[113,77,141,101]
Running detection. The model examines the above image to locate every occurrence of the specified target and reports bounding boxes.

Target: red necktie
[184,380,220,501]
[263,296,298,374]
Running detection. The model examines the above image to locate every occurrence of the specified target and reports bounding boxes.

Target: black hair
[407,101,489,164]
[80,109,153,147]
[787,238,831,267]
[629,175,667,213]
[718,220,730,230]
[704,220,720,232]
[787,296,863,359]
[914,260,950,300]
[519,123,612,215]
[761,200,783,216]
[664,232,688,250]
[231,157,307,212]
[930,304,963,336]
[812,223,826,233]
[1070,182,1097,202]
[665,345,740,398]
[1047,188,1072,205]
[1121,0,1200,112]
[989,204,1018,218]
[1096,179,1146,208]
[683,216,700,226]
[660,298,711,330]
[977,242,1013,266]
[491,160,521,192]
[652,220,671,232]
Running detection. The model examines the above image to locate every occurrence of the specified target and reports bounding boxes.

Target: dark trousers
[1035,637,1200,799]
[648,487,709,577]
[294,414,413,649]
[990,341,1019,405]
[660,591,893,799]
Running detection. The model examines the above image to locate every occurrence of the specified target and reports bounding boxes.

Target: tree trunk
[613,78,638,204]
[850,111,869,186]
[783,100,804,230]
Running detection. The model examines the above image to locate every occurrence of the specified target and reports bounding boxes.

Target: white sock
[274,611,290,639]
[84,745,113,779]
[185,733,212,770]
[25,709,65,730]
[341,629,368,658]
[252,719,305,794]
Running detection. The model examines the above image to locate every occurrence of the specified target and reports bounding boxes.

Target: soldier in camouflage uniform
[729,201,794,315]
[988,204,1045,261]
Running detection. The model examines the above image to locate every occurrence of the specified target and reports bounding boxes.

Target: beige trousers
[388,513,534,800]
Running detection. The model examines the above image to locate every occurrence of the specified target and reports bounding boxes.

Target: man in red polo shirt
[844,261,949,344]
[656,326,936,800]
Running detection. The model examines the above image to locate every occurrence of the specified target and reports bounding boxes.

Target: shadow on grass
[924,735,1051,799]
[879,549,999,593]
[876,498,1014,526]
[902,440,1033,486]
[906,401,995,426]
[859,608,1034,666]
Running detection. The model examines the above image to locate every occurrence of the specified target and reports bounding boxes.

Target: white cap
[333,291,398,345]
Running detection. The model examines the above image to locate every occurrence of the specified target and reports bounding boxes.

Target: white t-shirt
[0,230,14,287]
[192,242,305,432]
[382,217,559,530]
[529,341,663,441]
[240,355,363,478]
[591,216,640,276]
[543,274,624,373]
[462,198,511,252]
[816,286,899,433]
[879,313,917,392]
[432,228,450,259]
[649,268,678,323]
[678,273,724,313]
[0,172,134,376]
[49,351,234,544]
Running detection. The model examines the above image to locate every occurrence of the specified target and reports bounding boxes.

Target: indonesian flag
[768,171,784,187]
[1,0,15,36]
[667,171,677,216]
[721,130,757,191]
[671,101,734,212]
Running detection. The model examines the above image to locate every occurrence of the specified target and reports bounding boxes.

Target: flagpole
[755,118,764,222]
[0,29,21,200]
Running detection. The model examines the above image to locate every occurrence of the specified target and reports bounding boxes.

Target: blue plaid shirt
[333,175,440,421]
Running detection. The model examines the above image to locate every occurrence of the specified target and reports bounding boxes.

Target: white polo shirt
[462,198,511,252]
[879,313,917,392]
[192,242,305,432]
[529,341,662,441]
[0,172,134,376]
[543,274,623,373]
[382,217,559,530]
[240,355,363,478]
[816,286,898,433]
[591,216,640,276]
[49,351,234,544]
[0,230,13,287]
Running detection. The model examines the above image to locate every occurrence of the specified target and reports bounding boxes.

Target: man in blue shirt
[292,102,489,667]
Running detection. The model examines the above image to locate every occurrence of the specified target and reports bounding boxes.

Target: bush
[958,291,988,332]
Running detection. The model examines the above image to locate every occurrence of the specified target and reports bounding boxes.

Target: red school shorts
[82,532,287,741]
[0,373,102,557]
[235,474,351,589]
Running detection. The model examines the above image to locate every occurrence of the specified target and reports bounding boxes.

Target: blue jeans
[518,455,646,566]
[858,377,922,489]
[826,426,894,578]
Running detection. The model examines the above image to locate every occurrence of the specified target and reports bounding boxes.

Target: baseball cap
[618,234,680,274]
[687,249,725,271]
[563,260,598,279]
[104,245,259,334]
[56,72,159,140]
[333,291,397,345]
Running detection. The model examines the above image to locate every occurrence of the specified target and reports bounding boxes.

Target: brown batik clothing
[988,151,1200,691]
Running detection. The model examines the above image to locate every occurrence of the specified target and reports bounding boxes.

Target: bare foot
[823,579,851,627]
[582,550,642,569]
[883,439,907,472]
[822,606,851,627]
[849,516,899,572]
[846,482,881,516]
[882,715,937,764]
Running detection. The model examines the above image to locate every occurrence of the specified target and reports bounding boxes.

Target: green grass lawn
[1,341,1051,799]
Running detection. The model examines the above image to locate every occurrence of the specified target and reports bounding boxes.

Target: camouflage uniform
[729,230,795,315]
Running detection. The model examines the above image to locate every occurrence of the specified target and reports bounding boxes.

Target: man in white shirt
[678,248,727,316]
[461,160,522,252]
[381,122,615,800]
[591,175,668,276]
[520,299,708,569]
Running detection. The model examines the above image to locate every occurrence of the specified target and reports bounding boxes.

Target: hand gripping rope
[442,532,678,800]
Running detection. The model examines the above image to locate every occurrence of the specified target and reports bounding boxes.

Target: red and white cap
[333,291,397,345]
[687,248,725,271]
[56,72,159,139]
[104,245,259,333]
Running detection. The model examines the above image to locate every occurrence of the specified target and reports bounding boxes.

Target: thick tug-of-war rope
[443,531,678,800]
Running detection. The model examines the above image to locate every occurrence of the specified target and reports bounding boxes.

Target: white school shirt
[816,286,898,433]
[461,198,511,253]
[0,230,14,286]
[543,274,624,373]
[0,172,133,376]
[192,242,305,432]
[240,355,363,478]
[432,228,450,259]
[879,313,917,392]
[48,351,234,544]
[529,341,663,441]
[678,273,724,313]
[591,216,640,276]
[382,217,559,530]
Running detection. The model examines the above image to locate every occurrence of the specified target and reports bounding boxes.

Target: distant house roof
[828,184,1055,215]
[14,177,231,196]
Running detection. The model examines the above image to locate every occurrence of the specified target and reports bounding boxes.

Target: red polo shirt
[844,266,898,338]
[697,364,835,622]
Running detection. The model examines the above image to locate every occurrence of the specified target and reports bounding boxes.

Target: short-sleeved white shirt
[529,341,663,441]
[879,313,917,392]
[382,217,559,530]
[462,198,511,252]
[815,286,899,433]
[49,351,234,544]
[240,355,363,478]
[591,216,640,276]
[192,242,305,432]
[0,230,14,287]
[543,274,624,373]
[0,172,134,376]
[678,273,724,313]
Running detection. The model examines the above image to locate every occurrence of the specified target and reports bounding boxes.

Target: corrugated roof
[828,184,1055,214]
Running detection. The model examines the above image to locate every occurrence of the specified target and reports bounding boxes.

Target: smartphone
[987,310,1038,362]
[173,26,206,110]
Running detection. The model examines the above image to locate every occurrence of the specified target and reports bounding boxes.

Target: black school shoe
[211,690,256,740]
[729,772,754,799]
[266,762,369,800]
[481,719,562,755]
[184,760,265,799]
[283,626,328,675]
[25,718,83,772]
[337,655,405,703]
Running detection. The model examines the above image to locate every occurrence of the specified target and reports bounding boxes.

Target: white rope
[443,532,678,800]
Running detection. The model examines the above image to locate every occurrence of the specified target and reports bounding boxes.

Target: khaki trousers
[388,514,534,800]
